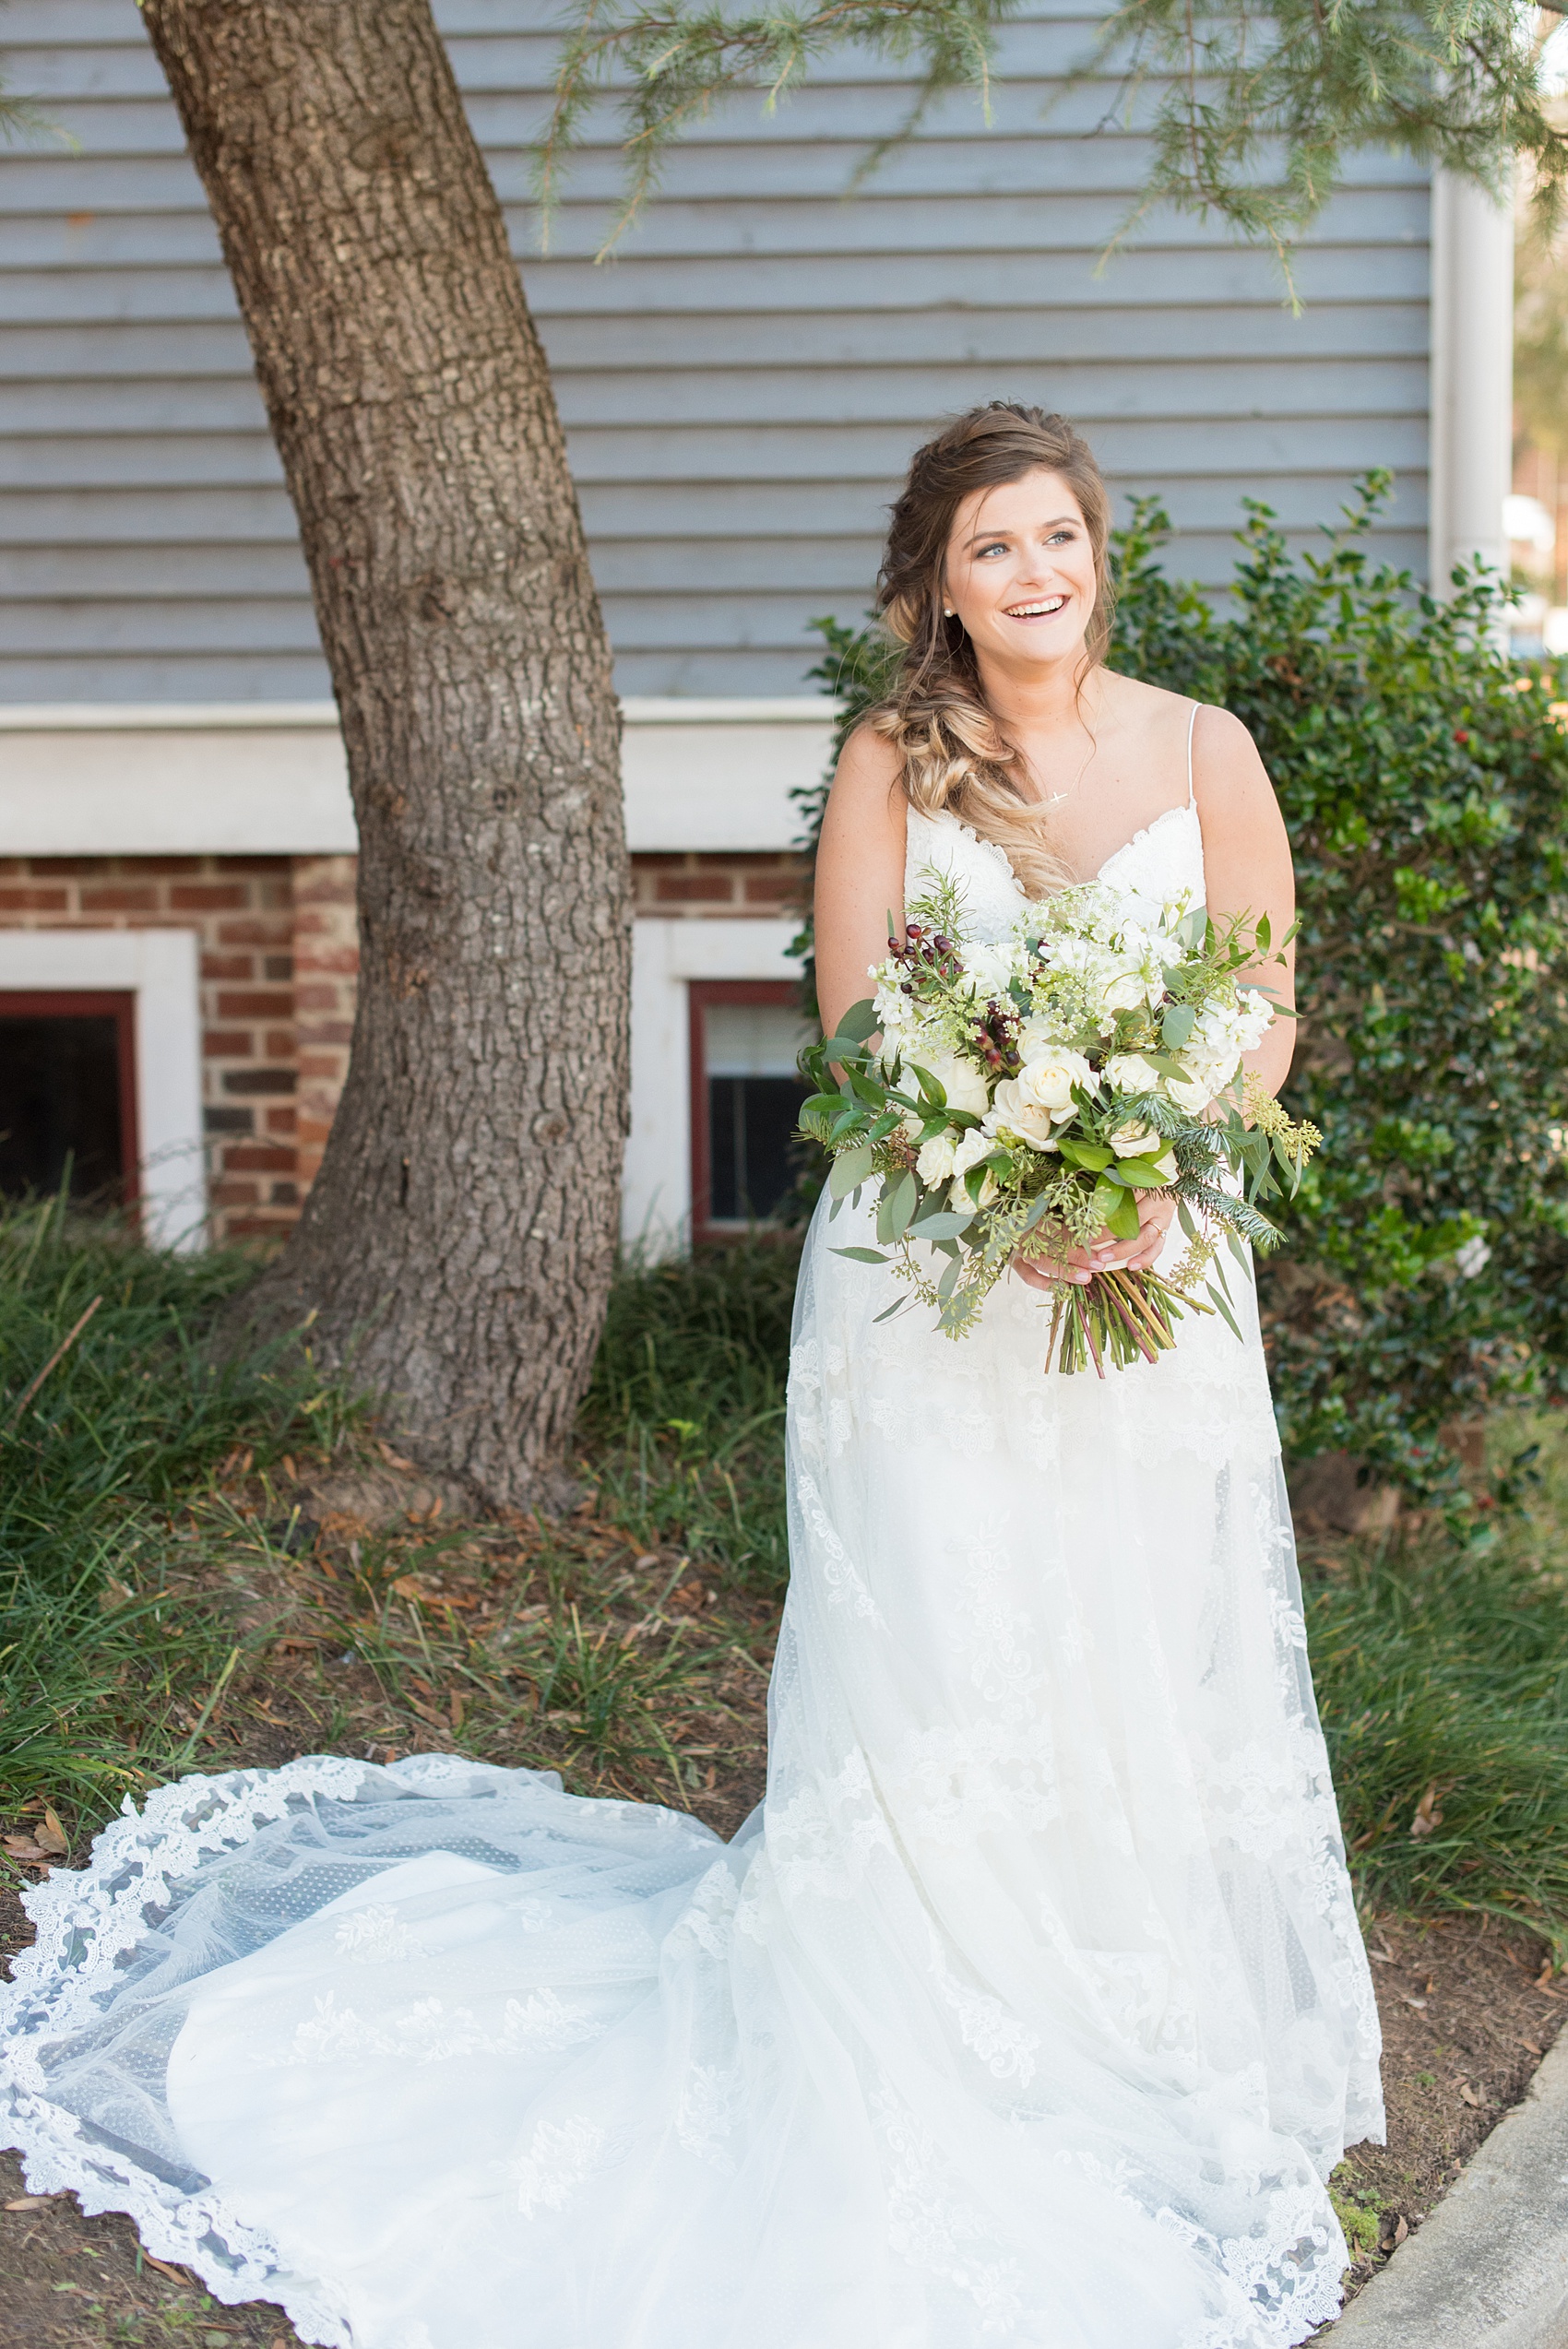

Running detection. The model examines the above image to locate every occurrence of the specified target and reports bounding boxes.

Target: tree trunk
[140,0,629,1506]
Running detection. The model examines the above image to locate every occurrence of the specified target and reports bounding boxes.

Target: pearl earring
[944,606,955,618]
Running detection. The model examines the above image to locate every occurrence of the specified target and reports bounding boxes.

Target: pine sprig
[538,0,1568,267]
[537,0,1018,257]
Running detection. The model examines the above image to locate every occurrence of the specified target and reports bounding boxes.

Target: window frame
[0,989,140,1209]
[687,978,806,1242]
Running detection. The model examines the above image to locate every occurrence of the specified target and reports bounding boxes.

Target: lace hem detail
[0,1755,388,2349]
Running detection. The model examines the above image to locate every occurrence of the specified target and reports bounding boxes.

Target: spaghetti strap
[1186,702,1199,809]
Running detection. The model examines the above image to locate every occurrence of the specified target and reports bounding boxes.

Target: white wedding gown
[1,795,1383,2349]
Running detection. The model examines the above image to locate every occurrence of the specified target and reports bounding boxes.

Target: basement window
[688,981,811,1238]
[0,992,137,1209]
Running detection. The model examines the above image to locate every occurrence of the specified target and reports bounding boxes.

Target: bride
[1,404,1382,2349]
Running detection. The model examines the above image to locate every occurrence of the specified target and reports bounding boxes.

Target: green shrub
[801,482,1568,1511]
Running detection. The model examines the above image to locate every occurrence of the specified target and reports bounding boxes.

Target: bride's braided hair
[870,403,1114,899]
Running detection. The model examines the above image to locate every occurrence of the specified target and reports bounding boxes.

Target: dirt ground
[1328,1909,1566,2304]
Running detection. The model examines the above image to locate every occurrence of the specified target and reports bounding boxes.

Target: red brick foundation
[0,849,803,1242]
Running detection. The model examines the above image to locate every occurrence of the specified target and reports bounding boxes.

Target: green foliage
[1328,2164,1387,2260]
[1114,484,1568,1510]
[0,1196,364,1812]
[539,0,1568,272]
[799,487,1568,1509]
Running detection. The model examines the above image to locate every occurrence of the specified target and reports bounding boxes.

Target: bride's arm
[814,726,909,1040]
[1194,706,1298,1100]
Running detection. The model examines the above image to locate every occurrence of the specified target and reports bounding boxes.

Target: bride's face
[941,470,1098,672]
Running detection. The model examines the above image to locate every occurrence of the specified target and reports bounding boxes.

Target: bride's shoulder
[1100,671,1263,776]
[826,719,909,829]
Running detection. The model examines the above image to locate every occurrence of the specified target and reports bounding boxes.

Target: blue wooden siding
[0,0,1430,703]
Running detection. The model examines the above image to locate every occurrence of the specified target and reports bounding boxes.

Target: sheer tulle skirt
[1,1197,1381,2349]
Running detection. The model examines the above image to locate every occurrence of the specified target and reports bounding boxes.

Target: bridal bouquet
[798,876,1319,1373]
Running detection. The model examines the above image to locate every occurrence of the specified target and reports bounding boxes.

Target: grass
[7,1197,1568,1973]
[1308,1419,1568,1950]
[0,1202,787,1852]
[581,1239,798,1588]
[0,1193,362,1817]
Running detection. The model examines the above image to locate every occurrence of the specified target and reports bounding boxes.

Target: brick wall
[0,849,799,1243]
[632,851,808,916]
[0,854,307,1244]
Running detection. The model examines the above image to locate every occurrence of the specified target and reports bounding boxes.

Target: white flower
[1166,1053,1240,1114]
[1093,955,1160,1019]
[959,941,1022,1001]
[950,1129,992,1180]
[1194,991,1273,1057]
[985,1079,1057,1152]
[916,1130,958,1185]
[908,1050,991,1119]
[1107,1122,1176,1177]
[1108,1119,1158,1157]
[1104,1052,1164,1097]
[1015,1045,1096,1115]
[950,1168,999,1212]
[1455,1234,1491,1278]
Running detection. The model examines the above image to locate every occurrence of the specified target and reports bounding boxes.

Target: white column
[1429,169,1515,590]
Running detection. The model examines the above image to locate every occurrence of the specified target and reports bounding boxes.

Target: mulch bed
[1328,1907,1566,2307]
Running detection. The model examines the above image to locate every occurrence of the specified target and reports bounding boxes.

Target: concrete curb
[1324,2035,1568,2345]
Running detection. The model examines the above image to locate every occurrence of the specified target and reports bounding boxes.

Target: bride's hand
[1012,1192,1178,1290]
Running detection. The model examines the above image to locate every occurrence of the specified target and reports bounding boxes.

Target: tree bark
[139,0,629,1506]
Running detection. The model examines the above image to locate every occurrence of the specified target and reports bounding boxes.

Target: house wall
[0,7,1515,1250]
[0,0,1432,708]
[0,848,804,1248]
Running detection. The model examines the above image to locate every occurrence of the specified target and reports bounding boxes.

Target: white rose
[1105,1052,1164,1096]
[986,1079,1058,1152]
[1016,1046,1097,1113]
[950,1128,992,1179]
[909,1050,991,1119]
[950,1168,999,1212]
[1109,1119,1158,1157]
[916,1130,958,1185]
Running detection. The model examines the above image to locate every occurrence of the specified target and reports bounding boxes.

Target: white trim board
[0,699,837,859]
[624,915,800,1253]
[0,929,207,1252]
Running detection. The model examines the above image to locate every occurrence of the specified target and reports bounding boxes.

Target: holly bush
[801,480,1568,1513]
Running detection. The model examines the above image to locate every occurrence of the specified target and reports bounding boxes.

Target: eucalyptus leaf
[828,1145,874,1199]
[885,1169,919,1240]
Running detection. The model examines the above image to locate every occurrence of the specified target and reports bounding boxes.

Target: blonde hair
[870,403,1114,900]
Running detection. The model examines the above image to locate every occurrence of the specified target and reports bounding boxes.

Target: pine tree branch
[538,0,1568,267]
